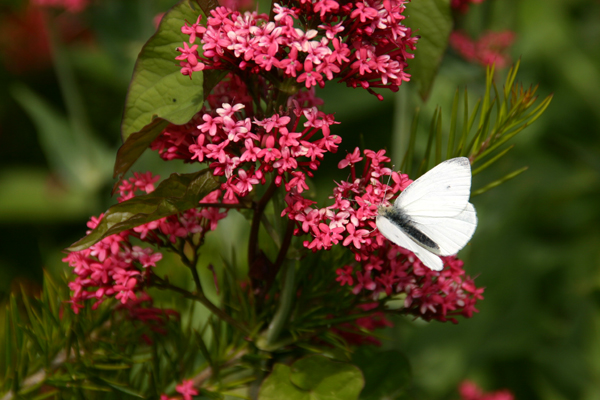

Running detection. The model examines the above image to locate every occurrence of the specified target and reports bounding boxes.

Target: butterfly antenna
[380,166,394,206]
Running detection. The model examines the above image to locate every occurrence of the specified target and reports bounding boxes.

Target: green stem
[265,260,296,347]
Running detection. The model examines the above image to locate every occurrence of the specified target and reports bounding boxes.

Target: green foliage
[11,84,113,194]
[401,61,553,194]
[118,0,207,180]
[68,169,220,251]
[258,355,364,400]
[403,0,453,100]
[0,273,250,399]
[352,348,411,400]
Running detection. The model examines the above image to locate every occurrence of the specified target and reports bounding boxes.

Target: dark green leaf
[113,118,170,181]
[121,0,205,140]
[67,169,220,251]
[403,0,453,100]
[118,0,207,177]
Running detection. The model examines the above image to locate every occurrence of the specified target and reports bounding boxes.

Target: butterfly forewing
[395,157,472,218]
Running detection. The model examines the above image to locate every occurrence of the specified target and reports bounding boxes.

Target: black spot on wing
[380,207,440,251]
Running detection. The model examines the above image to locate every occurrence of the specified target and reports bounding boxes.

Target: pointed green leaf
[472,145,514,175]
[472,166,528,196]
[403,0,453,100]
[67,169,220,251]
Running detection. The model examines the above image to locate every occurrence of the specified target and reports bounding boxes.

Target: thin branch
[248,180,278,269]
[263,217,296,293]
[152,275,250,336]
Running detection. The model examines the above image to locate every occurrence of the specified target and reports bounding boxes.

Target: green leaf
[118,0,207,175]
[67,169,220,251]
[290,355,364,398]
[352,348,411,400]
[403,0,453,100]
[258,364,308,400]
[258,355,364,400]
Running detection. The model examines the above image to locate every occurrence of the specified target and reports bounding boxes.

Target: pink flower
[459,381,515,400]
[177,3,417,99]
[175,380,199,400]
[450,30,516,68]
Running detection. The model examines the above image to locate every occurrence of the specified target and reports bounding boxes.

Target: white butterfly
[376,157,477,271]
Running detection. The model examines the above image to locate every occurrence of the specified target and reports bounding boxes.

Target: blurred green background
[0,0,599,399]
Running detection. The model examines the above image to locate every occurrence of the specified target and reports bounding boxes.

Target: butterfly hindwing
[376,215,444,271]
[409,202,477,256]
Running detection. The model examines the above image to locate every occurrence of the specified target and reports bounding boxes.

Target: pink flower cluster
[450,31,516,68]
[161,380,198,400]
[151,94,340,203]
[284,148,484,322]
[450,0,484,13]
[177,0,417,99]
[63,172,227,313]
[459,381,515,400]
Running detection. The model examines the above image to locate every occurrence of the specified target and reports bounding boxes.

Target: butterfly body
[376,157,477,271]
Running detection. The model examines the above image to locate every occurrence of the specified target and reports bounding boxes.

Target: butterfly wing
[410,202,477,256]
[395,157,472,218]
[376,215,444,271]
